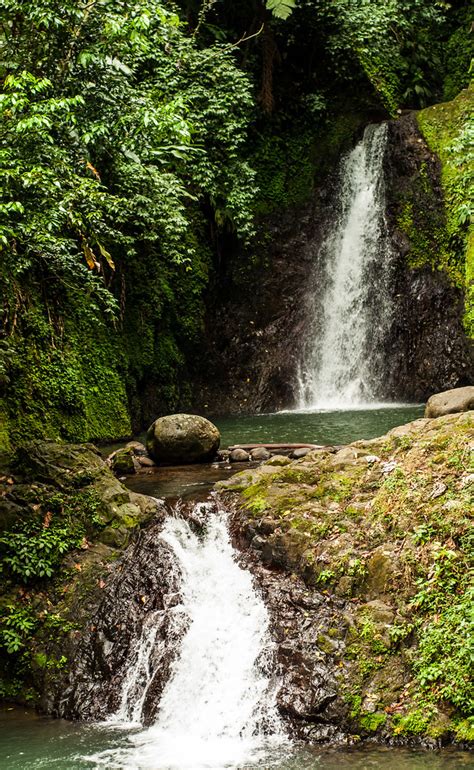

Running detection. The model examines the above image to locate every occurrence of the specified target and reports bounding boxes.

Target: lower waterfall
[90,504,286,769]
[297,122,395,410]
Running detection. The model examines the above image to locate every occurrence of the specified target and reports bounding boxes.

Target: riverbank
[219,410,474,745]
[0,408,472,752]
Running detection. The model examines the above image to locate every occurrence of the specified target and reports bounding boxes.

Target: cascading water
[90,503,286,769]
[297,123,394,410]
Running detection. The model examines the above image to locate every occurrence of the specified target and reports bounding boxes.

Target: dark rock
[146,414,220,464]
[110,447,137,475]
[257,517,278,536]
[56,514,183,723]
[230,509,350,742]
[425,386,474,418]
[0,498,25,533]
[278,661,337,719]
[229,448,250,462]
[250,535,266,551]
[384,115,474,399]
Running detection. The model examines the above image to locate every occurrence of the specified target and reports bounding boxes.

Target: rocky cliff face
[191,94,473,414]
[0,442,158,708]
[384,109,473,400]
[190,199,330,415]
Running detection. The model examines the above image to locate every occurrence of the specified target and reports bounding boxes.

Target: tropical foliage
[0,0,471,446]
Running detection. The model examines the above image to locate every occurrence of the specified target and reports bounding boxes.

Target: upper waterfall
[91,504,286,769]
[297,123,394,410]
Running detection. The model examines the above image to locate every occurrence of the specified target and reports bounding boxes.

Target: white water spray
[298,123,394,410]
[91,504,286,769]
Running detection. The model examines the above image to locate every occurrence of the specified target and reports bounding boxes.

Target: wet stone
[250,447,271,461]
[229,448,250,462]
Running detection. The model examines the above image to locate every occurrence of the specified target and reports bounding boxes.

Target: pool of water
[213,404,424,447]
[106,405,425,458]
[1,709,472,770]
[109,405,426,501]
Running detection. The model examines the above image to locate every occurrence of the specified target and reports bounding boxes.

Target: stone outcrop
[425,385,474,418]
[220,411,474,745]
[0,441,159,709]
[146,414,220,464]
[56,515,185,722]
[383,109,474,400]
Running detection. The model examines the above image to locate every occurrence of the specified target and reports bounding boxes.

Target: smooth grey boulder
[290,447,310,459]
[425,386,474,418]
[229,448,250,462]
[250,447,271,461]
[146,414,220,464]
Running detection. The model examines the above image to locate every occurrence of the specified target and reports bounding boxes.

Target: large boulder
[425,386,474,418]
[146,413,220,464]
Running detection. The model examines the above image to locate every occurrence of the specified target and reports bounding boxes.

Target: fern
[266,0,296,21]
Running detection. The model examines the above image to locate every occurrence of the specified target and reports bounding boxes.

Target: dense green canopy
[0,0,471,446]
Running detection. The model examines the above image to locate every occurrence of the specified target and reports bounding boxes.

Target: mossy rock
[146,413,220,464]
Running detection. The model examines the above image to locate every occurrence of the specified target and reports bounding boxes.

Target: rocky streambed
[221,409,474,746]
[0,407,472,752]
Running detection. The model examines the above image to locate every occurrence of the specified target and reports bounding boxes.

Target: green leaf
[266,0,296,20]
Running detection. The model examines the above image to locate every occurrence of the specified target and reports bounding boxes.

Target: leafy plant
[0,605,37,653]
[266,0,296,20]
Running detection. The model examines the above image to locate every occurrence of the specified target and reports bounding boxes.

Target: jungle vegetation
[0,0,472,447]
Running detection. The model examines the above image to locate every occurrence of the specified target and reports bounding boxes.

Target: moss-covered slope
[0,441,157,706]
[220,411,474,743]
[416,86,473,336]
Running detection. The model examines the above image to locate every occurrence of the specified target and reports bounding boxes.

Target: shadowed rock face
[186,113,472,416]
[56,515,187,724]
[231,530,349,743]
[384,114,473,400]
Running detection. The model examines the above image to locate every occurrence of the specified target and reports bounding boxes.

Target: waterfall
[297,123,394,410]
[90,503,286,769]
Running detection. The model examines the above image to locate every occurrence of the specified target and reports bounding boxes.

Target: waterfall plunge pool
[213,404,424,448]
[117,404,425,501]
[1,708,472,770]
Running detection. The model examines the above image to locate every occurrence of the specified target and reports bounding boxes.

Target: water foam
[298,123,394,410]
[88,505,286,769]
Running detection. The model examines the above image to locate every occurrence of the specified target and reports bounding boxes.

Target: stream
[1,706,473,769]
[1,406,472,770]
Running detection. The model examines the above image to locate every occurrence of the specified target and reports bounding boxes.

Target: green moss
[360,711,387,732]
[417,86,474,336]
[358,49,400,115]
[251,108,366,215]
[0,402,10,455]
[443,13,474,102]
[393,708,431,736]
[454,717,474,743]
[2,302,131,447]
